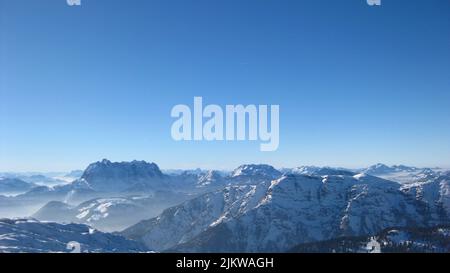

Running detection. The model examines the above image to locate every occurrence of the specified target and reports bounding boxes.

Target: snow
[123,171,450,252]
[230,164,281,179]
[3,161,450,253]
[0,218,148,253]
[365,237,381,253]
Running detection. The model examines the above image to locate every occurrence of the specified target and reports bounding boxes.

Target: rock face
[76,159,167,193]
[123,173,450,252]
[0,218,148,253]
[15,160,174,206]
[401,171,450,221]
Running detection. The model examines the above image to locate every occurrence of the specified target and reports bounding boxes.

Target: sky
[0,0,449,172]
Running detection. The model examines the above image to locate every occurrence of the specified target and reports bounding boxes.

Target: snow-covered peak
[285,166,355,176]
[230,164,281,179]
[401,172,450,219]
[391,165,418,172]
[364,163,393,175]
[123,171,438,252]
[287,166,321,175]
[82,159,163,180]
[364,163,420,175]
[121,182,269,251]
[197,170,224,187]
[77,159,166,192]
[289,225,450,253]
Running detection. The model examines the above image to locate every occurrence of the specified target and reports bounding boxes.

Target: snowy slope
[33,192,190,232]
[401,171,450,220]
[121,183,269,251]
[285,166,355,176]
[74,159,168,193]
[0,218,148,253]
[289,225,450,253]
[124,173,450,252]
[362,164,441,184]
[230,164,281,179]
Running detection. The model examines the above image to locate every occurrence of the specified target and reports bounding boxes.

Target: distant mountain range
[0,178,36,195]
[122,172,450,252]
[359,163,441,184]
[1,160,449,252]
[0,171,79,186]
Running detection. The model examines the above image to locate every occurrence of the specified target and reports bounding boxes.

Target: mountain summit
[230,164,282,181]
[75,159,166,193]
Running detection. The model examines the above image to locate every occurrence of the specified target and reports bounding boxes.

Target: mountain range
[122,172,450,252]
[0,178,37,196]
[1,160,449,252]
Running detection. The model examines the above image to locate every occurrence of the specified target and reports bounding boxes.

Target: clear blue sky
[1,0,449,172]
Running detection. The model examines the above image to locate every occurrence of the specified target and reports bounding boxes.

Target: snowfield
[0,218,148,253]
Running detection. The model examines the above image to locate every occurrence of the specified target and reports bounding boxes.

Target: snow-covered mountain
[362,163,441,184]
[12,160,179,204]
[33,193,189,232]
[73,159,168,193]
[165,164,280,192]
[3,160,450,253]
[289,225,450,253]
[27,162,284,233]
[121,183,270,251]
[364,163,402,175]
[163,168,205,175]
[228,164,282,184]
[0,218,148,253]
[285,166,355,176]
[197,170,225,187]
[65,170,83,179]
[168,169,226,191]
[9,161,282,205]
[0,160,231,220]
[123,173,450,252]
